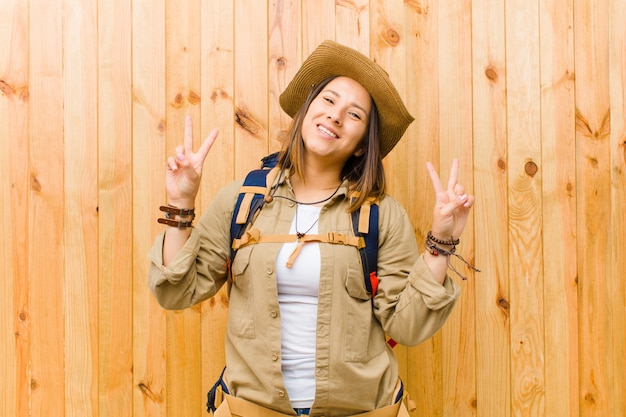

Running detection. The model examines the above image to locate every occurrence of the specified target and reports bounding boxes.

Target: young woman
[148,40,475,417]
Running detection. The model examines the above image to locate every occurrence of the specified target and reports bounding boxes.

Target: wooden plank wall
[1,0,624,416]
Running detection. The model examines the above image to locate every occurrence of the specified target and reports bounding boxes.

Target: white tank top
[275,204,321,408]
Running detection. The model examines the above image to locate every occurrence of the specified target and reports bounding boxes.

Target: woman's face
[301,76,371,167]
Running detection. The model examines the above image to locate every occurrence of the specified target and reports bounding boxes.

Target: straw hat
[279,40,414,158]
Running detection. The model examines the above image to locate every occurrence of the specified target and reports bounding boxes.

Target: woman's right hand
[166,115,219,207]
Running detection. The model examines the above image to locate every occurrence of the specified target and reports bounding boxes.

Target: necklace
[295,204,320,239]
[273,181,342,206]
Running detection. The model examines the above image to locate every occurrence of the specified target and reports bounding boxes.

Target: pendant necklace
[271,180,342,239]
[295,205,319,239]
[291,182,341,238]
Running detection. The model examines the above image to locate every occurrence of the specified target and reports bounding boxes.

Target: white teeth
[318,125,337,138]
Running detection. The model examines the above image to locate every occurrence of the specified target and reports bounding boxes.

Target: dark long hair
[277,76,386,212]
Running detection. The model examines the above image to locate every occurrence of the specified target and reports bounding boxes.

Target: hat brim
[279,40,414,158]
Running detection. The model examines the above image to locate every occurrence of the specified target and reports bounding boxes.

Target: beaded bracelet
[425,230,480,280]
[158,205,195,229]
[427,230,459,246]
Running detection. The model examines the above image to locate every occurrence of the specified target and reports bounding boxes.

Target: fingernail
[176,153,184,161]
[458,194,467,201]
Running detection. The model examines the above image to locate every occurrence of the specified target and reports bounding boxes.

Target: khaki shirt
[148,177,460,416]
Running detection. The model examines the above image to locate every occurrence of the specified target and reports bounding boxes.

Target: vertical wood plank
[608,2,626,414]
[63,0,100,414]
[370,0,410,390]
[98,0,134,414]
[268,0,301,151]
[0,1,16,415]
[336,0,369,53]
[199,0,235,399]
[372,0,408,208]
[404,1,442,415]
[437,1,476,415]
[28,0,66,414]
[471,0,510,415]
[539,1,579,416]
[0,74,17,416]
[164,0,203,414]
[0,1,29,416]
[132,0,167,415]
[505,1,545,416]
[234,0,268,176]
[302,0,335,56]
[574,1,612,416]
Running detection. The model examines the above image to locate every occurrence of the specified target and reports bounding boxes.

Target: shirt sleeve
[373,196,461,346]
[146,181,242,310]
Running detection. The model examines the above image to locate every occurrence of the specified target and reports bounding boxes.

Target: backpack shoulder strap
[230,153,280,259]
[351,199,379,296]
[352,199,396,347]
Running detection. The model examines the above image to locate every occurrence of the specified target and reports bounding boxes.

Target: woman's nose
[327,111,342,125]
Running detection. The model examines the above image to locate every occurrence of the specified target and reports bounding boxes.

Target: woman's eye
[323,96,334,104]
[349,111,362,120]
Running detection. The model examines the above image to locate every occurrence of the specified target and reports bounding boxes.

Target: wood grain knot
[498,297,510,311]
[19,312,27,321]
[138,382,163,403]
[235,107,261,136]
[31,176,42,192]
[157,119,166,133]
[405,0,428,15]
[0,79,15,96]
[575,108,610,140]
[20,88,29,102]
[524,161,538,177]
[584,392,595,405]
[210,88,230,102]
[497,158,506,170]
[171,93,184,108]
[188,90,201,105]
[384,28,400,45]
[276,57,287,69]
[485,66,498,83]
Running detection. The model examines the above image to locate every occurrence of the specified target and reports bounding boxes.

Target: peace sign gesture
[426,158,474,242]
[166,115,219,207]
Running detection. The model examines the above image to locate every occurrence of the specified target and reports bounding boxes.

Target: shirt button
[272,353,278,361]
[270,310,278,318]
[266,267,273,275]
[277,390,285,397]
[288,202,295,207]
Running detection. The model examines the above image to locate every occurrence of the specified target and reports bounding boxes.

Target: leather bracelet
[157,218,194,229]
[158,205,195,228]
[424,235,480,281]
[425,239,457,256]
[427,230,459,246]
[159,205,195,218]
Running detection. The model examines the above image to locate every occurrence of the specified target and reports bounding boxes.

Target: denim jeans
[291,381,402,416]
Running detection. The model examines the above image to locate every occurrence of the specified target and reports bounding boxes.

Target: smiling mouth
[317,124,338,138]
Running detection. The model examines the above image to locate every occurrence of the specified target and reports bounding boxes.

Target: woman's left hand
[426,158,474,241]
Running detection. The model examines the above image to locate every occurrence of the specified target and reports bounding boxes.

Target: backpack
[229,152,380,298]
[208,156,396,412]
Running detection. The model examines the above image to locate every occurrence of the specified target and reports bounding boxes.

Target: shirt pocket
[343,264,386,362]
[228,245,256,339]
